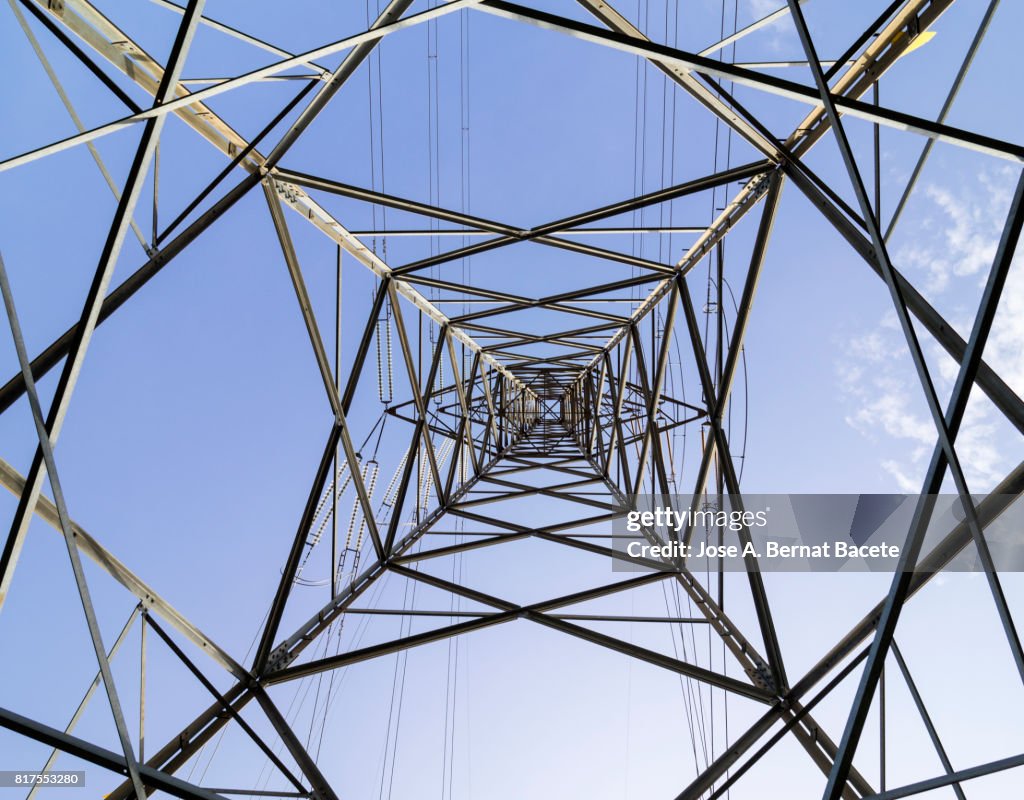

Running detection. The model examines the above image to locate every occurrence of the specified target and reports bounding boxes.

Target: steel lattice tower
[1,1,1023,799]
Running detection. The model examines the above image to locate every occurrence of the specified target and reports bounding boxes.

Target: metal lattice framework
[1,0,1023,798]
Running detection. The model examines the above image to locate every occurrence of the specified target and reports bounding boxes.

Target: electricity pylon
[1,1,1023,798]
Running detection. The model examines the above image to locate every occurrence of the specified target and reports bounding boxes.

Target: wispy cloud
[894,166,1016,293]
[838,166,1024,492]
[880,459,921,493]
[746,0,796,53]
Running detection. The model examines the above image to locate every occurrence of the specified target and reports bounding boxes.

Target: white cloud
[881,459,921,493]
[749,0,781,18]
[985,259,1024,393]
[844,376,934,447]
[838,166,1024,492]
[894,166,1016,293]
[743,0,795,53]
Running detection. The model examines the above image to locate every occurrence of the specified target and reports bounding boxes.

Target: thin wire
[377,559,420,799]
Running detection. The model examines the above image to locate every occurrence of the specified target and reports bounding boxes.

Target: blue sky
[1,1,1024,798]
